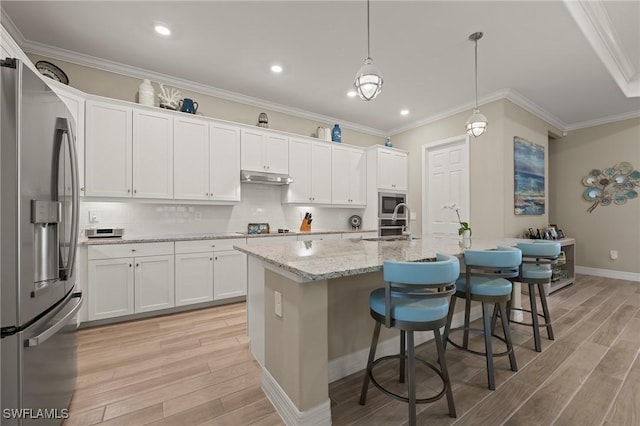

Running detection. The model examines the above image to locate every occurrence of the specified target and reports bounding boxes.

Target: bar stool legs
[359,322,381,405]
[539,283,555,341]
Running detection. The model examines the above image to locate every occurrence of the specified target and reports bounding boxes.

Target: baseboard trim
[328,305,482,383]
[262,369,332,426]
[576,266,640,282]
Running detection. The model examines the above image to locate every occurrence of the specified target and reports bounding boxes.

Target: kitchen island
[234,235,532,425]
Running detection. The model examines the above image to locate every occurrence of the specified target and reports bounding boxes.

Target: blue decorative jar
[332,124,342,143]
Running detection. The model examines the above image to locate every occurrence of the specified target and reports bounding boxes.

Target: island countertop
[233,235,536,281]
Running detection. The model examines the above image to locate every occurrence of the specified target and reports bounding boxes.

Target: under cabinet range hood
[240,170,293,185]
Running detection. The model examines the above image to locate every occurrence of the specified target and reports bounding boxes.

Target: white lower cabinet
[87,242,174,321]
[175,238,247,304]
[213,250,247,300]
[134,254,175,313]
[87,258,134,320]
[175,253,214,306]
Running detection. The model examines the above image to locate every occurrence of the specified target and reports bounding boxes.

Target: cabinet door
[134,255,175,313]
[133,109,174,198]
[88,258,134,320]
[286,138,312,203]
[331,145,351,205]
[56,89,85,196]
[350,148,367,205]
[311,141,332,204]
[174,116,209,200]
[213,250,247,300]
[175,253,213,306]
[265,133,289,174]
[85,100,132,197]
[210,123,241,201]
[240,129,266,172]
[378,149,407,191]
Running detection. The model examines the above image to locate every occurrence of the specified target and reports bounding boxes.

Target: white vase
[138,79,155,106]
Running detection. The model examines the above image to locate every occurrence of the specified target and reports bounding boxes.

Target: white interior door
[423,135,469,235]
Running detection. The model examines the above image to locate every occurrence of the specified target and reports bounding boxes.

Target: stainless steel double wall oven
[378,192,407,236]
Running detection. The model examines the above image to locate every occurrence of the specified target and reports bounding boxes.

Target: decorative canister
[385,137,393,147]
[332,124,342,143]
[138,79,155,106]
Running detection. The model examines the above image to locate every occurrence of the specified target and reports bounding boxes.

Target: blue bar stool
[359,254,460,426]
[511,241,561,352]
[442,246,521,390]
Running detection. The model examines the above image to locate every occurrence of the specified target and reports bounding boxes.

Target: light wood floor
[66,274,640,426]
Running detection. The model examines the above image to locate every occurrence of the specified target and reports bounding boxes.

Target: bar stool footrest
[369,354,446,404]
[508,307,551,328]
[446,327,514,358]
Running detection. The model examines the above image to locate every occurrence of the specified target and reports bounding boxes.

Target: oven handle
[379,225,406,229]
[24,291,83,348]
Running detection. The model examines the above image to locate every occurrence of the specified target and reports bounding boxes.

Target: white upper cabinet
[285,138,332,204]
[210,122,241,201]
[377,147,408,191]
[240,128,289,174]
[85,100,133,197]
[133,108,174,198]
[174,115,209,200]
[331,145,366,206]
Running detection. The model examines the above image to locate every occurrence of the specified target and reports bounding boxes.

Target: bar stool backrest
[463,246,522,278]
[516,241,561,258]
[382,254,460,327]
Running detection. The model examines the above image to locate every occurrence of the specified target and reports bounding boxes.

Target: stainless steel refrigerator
[1,58,82,425]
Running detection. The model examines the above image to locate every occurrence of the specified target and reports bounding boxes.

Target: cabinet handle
[127,189,131,193]
[80,187,85,191]
[210,257,213,261]
[136,263,139,267]
[129,264,132,267]
[134,189,137,194]
[214,256,218,260]
[211,244,216,248]
[131,249,136,252]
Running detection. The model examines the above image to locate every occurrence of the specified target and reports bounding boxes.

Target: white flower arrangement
[157,83,181,110]
[443,203,471,236]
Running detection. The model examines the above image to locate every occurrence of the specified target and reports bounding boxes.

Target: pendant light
[465,32,488,137]
[354,0,383,101]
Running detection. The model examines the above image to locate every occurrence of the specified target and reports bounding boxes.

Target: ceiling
[2,1,639,136]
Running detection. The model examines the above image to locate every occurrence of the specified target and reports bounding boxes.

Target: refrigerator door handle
[24,291,83,348]
[54,117,80,281]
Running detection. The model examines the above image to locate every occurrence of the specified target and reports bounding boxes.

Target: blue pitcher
[180,98,198,114]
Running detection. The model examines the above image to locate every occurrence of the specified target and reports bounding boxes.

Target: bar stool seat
[369,288,450,322]
[359,254,460,426]
[455,275,513,296]
[443,245,522,390]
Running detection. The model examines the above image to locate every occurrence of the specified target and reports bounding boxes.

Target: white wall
[80,184,367,237]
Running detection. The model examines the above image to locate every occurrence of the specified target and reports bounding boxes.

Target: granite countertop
[233,235,524,281]
[79,228,376,245]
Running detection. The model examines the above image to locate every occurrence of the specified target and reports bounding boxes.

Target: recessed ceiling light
[271,65,283,74]
[400,109,410,116]
[154,24,171,36]
[347,90,357,98]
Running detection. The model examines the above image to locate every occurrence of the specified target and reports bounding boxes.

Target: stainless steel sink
[362,236,420,242]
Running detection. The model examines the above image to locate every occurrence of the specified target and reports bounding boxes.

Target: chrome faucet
[391,203,412,241]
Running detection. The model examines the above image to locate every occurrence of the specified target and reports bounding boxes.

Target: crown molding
[0,7,25,46]
[16,32,387,138]
[503,88,568,131]
[565,109,640,132]
[564,0,639,98]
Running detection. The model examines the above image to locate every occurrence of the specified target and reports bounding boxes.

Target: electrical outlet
[88,210,99,223]
[274,291,283,317]
[610,250,618,260]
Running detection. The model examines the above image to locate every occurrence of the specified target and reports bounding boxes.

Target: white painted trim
[576,266,640,282]
[421,134,470,236]
[262,369,332,426]
[328,305,482,383]
[563,0,639,98]
[564,109,640,131]
[503,89,568,131]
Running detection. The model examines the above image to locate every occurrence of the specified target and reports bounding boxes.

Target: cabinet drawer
[175,238,246,254]
[88,242,174,260]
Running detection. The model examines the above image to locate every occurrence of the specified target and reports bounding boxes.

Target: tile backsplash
[80,184,366,237]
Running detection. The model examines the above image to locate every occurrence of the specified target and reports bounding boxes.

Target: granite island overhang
[233,235,523,425]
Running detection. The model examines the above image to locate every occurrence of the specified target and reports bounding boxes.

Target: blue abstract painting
[514,137,545,215]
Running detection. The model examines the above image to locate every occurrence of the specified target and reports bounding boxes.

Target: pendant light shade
[466,32,487,137]
[354,0,382,101]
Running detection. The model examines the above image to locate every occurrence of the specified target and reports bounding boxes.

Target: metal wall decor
[582,162,639,213]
